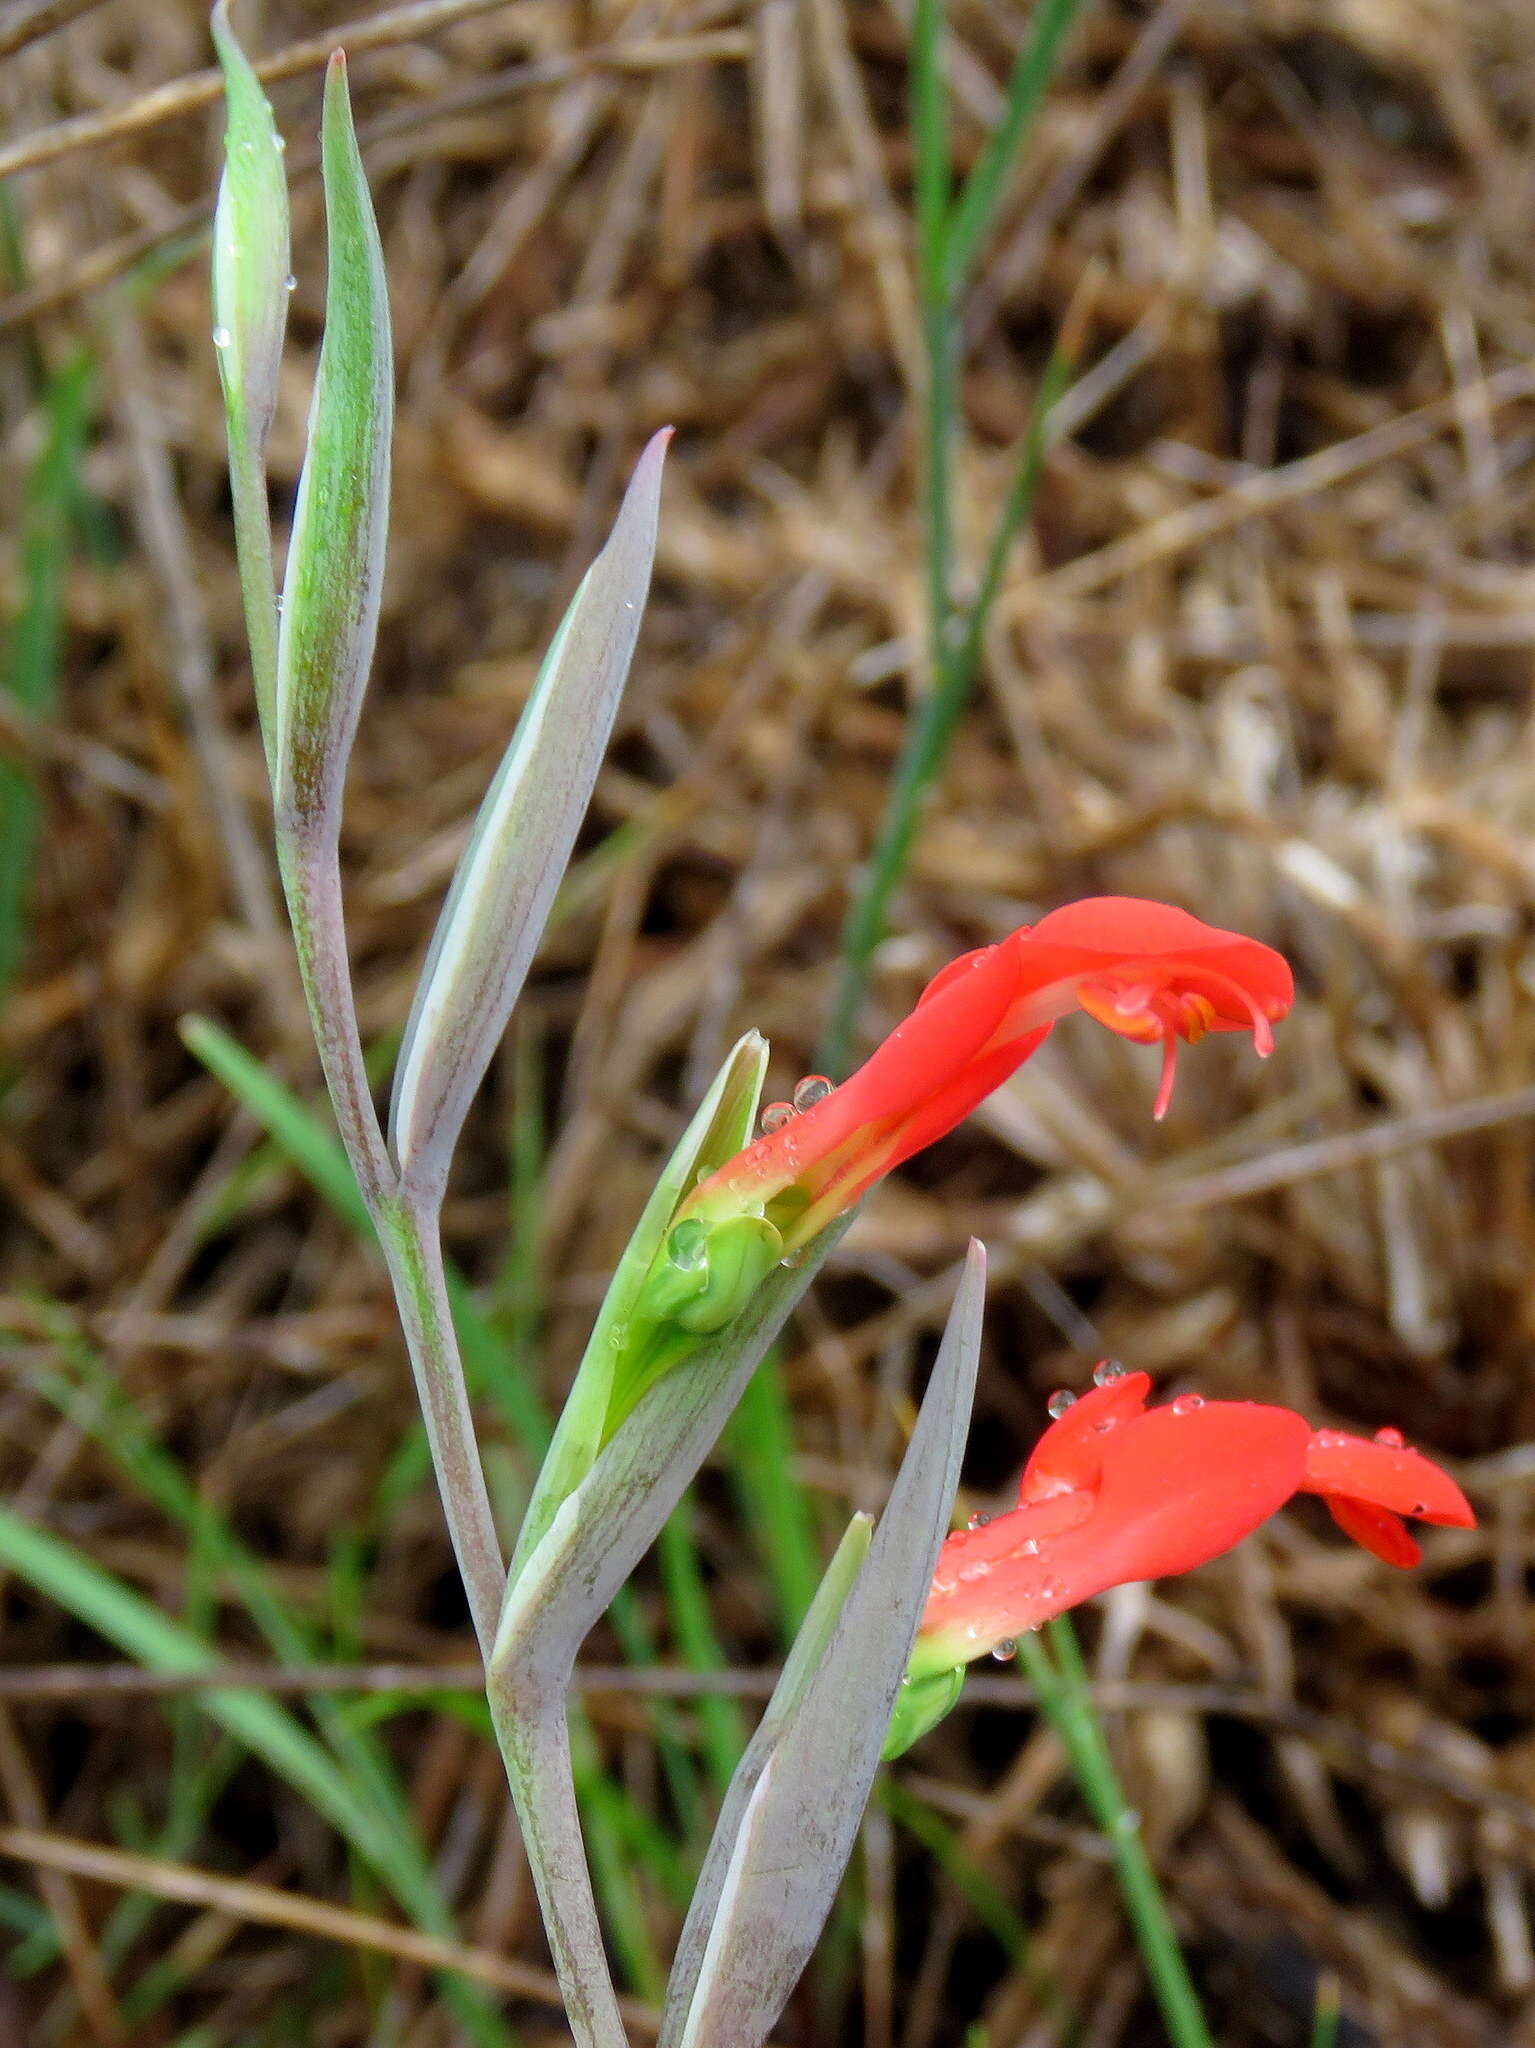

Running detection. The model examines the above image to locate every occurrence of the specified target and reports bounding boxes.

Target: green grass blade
[941,0,1085,297]
[726,1351,823,1638]
[657,1499,748,1796]
[1019,1619,1212,2048]
[0,350,92,996]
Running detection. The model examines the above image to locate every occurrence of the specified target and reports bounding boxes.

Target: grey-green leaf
[658,1512,873,2048]
[669,1242,986,2048]
[389,430,668,1200]
[273,51,391,834]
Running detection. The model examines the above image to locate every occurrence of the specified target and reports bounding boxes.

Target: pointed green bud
[881,1662,965,1760]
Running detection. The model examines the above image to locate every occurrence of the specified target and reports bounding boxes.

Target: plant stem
[276,823,505,1653]
[275,824,393,1209]
[1018,1619,1213,2048]
[378,1197,507,1657]
[487,1671,631,2048]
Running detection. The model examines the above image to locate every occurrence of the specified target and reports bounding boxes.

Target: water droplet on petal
[991,1638,1018,1661]
[1373,1426,1405,1448]
[792,1074,833,1112]
[760,1100,795,1133]
[1316,1428,1346,1448]
[967,1511,991,1530]
[1047,1389,1076,1420]
[1171,1392,1204,1415]
[211,326,231,349]
[1018,1539,1040,1558]
[1040,1577,1063,1602]
[1093,1359,1128,1387]
[957,1559,989,1583]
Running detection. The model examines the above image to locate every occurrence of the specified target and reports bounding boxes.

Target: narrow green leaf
[274,51,390,831]
[0,351,91,996]
[941,0,1084,296]
[389,431,669,1199]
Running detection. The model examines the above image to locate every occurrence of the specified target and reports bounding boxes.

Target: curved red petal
[921,1398,1311,1663]
[1302,1432,1475,1529]
[1325,1495,1421,1568]
[1019,1372,1152,1502]
[1009,898,1294,1038]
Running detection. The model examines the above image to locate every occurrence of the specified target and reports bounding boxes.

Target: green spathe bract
[210,0,291,757]
[507,1029,769,1585]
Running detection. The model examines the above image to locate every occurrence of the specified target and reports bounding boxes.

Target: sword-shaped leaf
[657,1512,873,2048]
[389,430,668,1202]
[666,1242,985,2048]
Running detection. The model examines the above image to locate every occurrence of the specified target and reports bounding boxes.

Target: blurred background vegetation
[0,0,1532,2041]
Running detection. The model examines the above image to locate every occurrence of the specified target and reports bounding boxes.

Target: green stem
[1018,1619,1213,2048]
[377,1197,507,1657]
[486,1669,631,2048]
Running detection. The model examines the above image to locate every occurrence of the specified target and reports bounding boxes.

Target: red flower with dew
[911,1368,1475,1678]
[684,898,1293,1251]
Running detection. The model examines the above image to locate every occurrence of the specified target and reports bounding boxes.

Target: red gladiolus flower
[911,1371,1475,1676]
[684,897,1293,1251]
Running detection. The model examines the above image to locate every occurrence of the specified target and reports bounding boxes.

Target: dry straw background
[1,0,1534,2041]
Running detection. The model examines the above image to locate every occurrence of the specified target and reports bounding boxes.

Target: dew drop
[1171,1392,1204,1415]
[275,133,287,152]
[792,1074,833,1112]
[1018,1538,1040,1558]
[967,1512,992,1530]
[1040,1577,1063,1602]
[1373,1426,1405,1448]
[211,325,231,349]
[1046,1389,1076,1420]
[284,273,297,292]
[1093,1359,1128,1387]
[1316,1429,1346,1448]
[956,1559,989,1584]
[666,1218,708,1271]
[760,1100,795,1133]
[990,1639,1018,1662]
[779,1246,807,1270]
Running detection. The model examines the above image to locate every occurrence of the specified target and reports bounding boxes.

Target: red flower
[684,898,1293,1250]
[911,1370,1475,1674]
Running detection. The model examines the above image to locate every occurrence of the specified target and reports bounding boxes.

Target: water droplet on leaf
[212,326,231,348]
